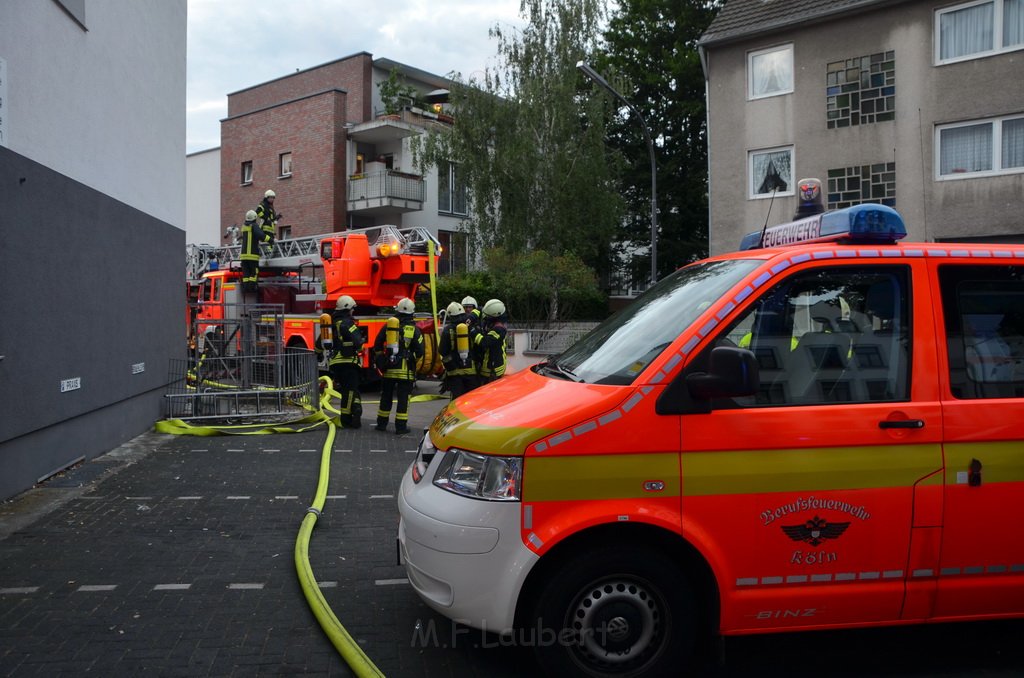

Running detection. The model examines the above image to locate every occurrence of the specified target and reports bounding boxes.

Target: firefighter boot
[394,422,410,435]
[375,416,389,432]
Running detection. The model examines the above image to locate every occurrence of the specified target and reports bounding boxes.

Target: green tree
[378,67,418,115]
[413,0,624,281]
[596,0,721,281]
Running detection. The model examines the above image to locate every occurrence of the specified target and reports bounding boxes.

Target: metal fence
[189,304,284,360]
[348,170,425,203]
[164,350,318,423]
[506,322,599,355]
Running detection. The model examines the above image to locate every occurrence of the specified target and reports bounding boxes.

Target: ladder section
[186,225,440,280]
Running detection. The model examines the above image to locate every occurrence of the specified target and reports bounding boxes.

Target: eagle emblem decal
[781,516,850,547]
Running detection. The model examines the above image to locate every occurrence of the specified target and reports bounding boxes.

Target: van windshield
[547,259,761,385]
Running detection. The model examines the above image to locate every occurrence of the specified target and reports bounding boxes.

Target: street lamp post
[577,60,658,287]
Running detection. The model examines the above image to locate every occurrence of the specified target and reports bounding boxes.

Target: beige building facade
[699,0,1023,254]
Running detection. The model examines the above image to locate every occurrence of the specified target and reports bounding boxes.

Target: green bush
[423,248,609,323]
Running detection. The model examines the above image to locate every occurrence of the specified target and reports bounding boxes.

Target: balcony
[347,170,425,215]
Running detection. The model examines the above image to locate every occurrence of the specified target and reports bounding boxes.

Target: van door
[934,262,1024,618]
[672,260,943,633]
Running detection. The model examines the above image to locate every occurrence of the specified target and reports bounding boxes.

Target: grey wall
[0,148,184,499]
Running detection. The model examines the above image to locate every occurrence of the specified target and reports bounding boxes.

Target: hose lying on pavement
[296,382,385,678]
[156,377,386,678]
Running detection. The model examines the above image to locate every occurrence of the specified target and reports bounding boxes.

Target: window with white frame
[937,114,1024,177]
[279,152,292,177]
[748,44,794,99]
[241,160,253,185]
[438,161,468,216]
[936,0,1024,63]
[749,146,794,198]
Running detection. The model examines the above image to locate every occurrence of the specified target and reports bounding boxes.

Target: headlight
[433,449,522,501]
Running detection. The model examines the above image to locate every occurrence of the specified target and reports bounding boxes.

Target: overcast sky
[186,0,526,153]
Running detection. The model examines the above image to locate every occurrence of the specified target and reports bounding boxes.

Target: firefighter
[438,301,479,399]
[320,295,364,429]
[461,296,482,329]
[239,209,271,292]
[255,189,279,244]
[373,297,424,434]
[474,298,508,384]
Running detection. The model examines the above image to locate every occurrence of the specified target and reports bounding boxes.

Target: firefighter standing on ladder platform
[373,297,424,435]
[240,209,267,292]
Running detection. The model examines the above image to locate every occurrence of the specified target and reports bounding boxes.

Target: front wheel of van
[530,545,696,677]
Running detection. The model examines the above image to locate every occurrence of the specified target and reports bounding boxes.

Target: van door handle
[878,419,925,429]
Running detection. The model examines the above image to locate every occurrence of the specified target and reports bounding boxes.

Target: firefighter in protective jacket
[240,209,272,292]
[317,295,364,428]
[255,189,279,241]
[474,298,508,384]
[439,301,479,399]
[373,298,424,435]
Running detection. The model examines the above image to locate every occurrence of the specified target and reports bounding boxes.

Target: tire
[531,544,696,677]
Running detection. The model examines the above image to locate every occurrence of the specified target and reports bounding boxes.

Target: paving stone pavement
[0,381,533,677]
[4,379,1024,677]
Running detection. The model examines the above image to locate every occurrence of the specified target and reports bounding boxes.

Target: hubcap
[568,577,666,669]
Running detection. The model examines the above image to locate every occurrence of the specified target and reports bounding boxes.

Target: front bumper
[397,454,538,633]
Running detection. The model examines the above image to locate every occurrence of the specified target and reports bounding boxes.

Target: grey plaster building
[0,1,186,500]
[699,0,1023,255]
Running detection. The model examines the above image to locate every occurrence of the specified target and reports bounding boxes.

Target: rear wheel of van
[531,544,696,677]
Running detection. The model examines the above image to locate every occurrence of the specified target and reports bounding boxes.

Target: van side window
[711,265,911,407]
[940,265,1024,399]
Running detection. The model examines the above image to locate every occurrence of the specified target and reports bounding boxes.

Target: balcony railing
[348,170,425,213]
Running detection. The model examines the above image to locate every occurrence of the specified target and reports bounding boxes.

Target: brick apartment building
[220,52,469,273]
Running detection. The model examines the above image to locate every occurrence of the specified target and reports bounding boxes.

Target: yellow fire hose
[155,377,386,677]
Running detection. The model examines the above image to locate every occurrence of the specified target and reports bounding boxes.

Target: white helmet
[336,295,356,311]
[461,296,478,309]
[482,298,506,318]
[446,302,465,316]
[264,190,276,199]
[245,209,257,221]
[396,297,416,314]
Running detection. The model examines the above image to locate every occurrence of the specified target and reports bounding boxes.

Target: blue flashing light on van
[739,204,908,250]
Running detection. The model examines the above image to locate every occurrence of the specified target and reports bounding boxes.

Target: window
[748,44,793,99]
[749,146,794,198]
[279,152,292,177]
[278,225,291,240]
[826,51,895,129]
[937,114,1024,178]
[705,266,911,407]
[438,161,468,216]
[438,230,468,275]
[241,161,253,185]
[936,0,1024,63]
[941,265,1024,398]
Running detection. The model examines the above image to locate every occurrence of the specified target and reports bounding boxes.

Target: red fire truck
[185,225,443,377]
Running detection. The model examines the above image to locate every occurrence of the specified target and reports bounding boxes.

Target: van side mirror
[686,347,759,400]
[656,346,759,415]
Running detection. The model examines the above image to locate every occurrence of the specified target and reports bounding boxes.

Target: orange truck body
[189,231,441,374]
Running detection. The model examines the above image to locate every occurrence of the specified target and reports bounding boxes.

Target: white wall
[186,147,221,245]
[0,0,186,228]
